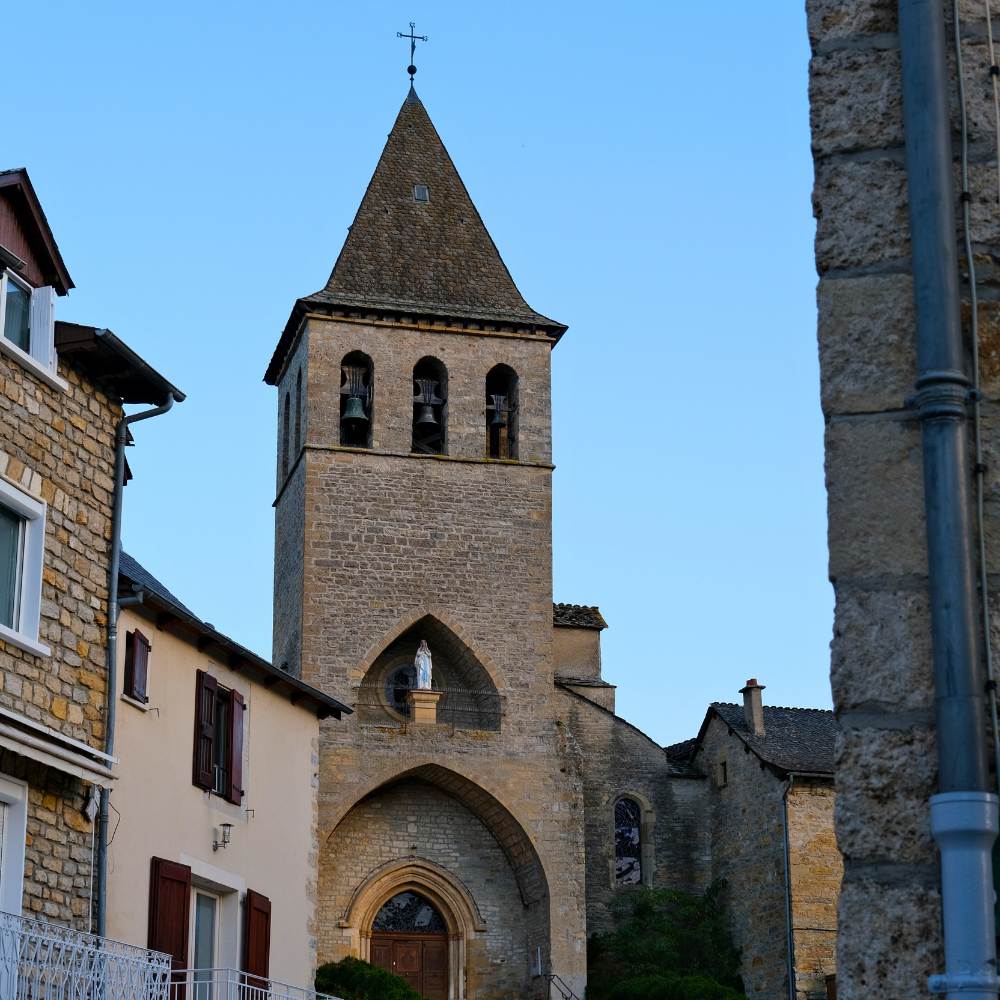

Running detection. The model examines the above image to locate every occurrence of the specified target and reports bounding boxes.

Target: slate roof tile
[265,87,565,384]
[552,604,608,630]
[709,702,836,775]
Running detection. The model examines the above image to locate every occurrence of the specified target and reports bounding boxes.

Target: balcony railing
[356,682,501,731]
[0,909,172,999]
[169,970,341,1000]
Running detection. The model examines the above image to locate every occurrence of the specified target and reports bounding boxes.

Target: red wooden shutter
[227,689,245,804]
[132,629,150,702]
[148,857,191,979]
[243,889,271,986]
[192,670,217,790]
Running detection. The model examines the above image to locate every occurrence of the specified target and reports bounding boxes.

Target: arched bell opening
[412,356,448,455]
[355,615,500,731]
[340,351,373,448]
[485,364,518,460]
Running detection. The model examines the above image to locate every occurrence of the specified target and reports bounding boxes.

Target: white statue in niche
[414,640,433,690]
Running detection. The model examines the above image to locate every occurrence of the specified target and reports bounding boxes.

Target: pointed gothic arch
[325,762,549,908]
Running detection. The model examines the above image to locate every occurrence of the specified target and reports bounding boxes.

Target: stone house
[0,166,183,928]
[685,683,840,1000]
[106,552,349,989]
[260,82,842,1000]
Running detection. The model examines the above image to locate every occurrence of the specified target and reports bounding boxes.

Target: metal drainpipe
[95,392,176,938]
[781,775,796,1000]
[898,1,1000,996]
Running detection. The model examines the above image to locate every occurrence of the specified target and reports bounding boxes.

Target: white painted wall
[106,607,320,988]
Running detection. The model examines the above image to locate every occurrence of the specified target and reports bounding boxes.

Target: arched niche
[356,615,501,731]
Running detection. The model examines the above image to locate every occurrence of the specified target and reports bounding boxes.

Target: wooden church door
[370,891,449,1000]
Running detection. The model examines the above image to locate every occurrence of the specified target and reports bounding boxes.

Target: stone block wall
[698,715,791,998]
[788,781,841,999]
[557,686,711,937]
[0,354,120,924]
[807,0,1000,994]
[276,315,588,995]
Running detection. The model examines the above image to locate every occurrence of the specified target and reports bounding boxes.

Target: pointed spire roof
[265,88,565,384]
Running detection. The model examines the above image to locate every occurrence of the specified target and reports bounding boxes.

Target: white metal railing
[0,908,172,999]
[168,971,342,1000]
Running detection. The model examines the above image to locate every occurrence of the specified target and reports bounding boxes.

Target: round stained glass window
[385,664,417,715]
[372,891,446,933]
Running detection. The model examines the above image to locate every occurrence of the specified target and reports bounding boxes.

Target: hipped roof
[265,87,566,384]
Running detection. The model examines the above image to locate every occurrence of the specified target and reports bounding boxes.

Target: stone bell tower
[264,83,587,998]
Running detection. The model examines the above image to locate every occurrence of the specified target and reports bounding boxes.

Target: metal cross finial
[397,22,428,81]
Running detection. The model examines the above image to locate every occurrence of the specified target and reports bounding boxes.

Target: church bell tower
[264,78,586,999]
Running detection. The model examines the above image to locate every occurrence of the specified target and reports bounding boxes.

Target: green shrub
[315,957,424,1000]
[587,883,745,1000]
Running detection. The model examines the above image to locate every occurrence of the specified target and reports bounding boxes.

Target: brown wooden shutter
[127,629,150,703]
[243,889,271,986]
[148,857,191,979]
[192,670,217,790]
[227,689,245,804]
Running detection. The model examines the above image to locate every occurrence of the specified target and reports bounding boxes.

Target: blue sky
[7,2,828,745]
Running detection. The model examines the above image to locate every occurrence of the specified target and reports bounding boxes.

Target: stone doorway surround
[338,857,486,1000]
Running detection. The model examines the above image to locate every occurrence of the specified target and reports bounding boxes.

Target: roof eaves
[54,323,186,405]
[0,168,74,294]
[118,560,350,719]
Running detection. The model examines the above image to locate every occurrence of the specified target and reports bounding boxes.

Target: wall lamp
[213,823,233,852]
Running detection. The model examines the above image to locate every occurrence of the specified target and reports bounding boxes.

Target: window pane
[213,696,229,794]
[3,278,30,352]
[0,505,24,629]
[614,798,642,886]
[193,893,217,998]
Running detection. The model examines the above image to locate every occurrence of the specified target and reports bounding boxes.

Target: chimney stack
[740,678,765,736]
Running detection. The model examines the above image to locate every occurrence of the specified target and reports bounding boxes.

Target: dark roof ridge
[711,700,834,715]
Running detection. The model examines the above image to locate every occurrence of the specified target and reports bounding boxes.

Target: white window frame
[0,773,28,915]
[189,887,222,971]
[0,478,49,658]
[0,270,65,392]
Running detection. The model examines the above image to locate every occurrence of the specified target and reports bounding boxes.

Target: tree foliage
[587,884,746,1000]
[315,957,424,1000]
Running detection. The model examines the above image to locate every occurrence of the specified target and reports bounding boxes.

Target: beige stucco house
[106,552,349,990]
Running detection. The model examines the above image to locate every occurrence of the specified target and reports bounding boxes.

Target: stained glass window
[385,664,417,715]
[372,892,446,933]
[615,797,642,886]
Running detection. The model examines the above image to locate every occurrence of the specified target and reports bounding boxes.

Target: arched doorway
[370,891,448,1000]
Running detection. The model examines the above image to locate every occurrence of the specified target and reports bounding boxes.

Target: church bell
[415,403,439,427]
[489,394,508,428]
[341,395,368,427]
[414,377,442,427]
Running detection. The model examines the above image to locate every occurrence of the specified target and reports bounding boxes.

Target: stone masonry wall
[322,779,529,1000]
[0,352,120,924]
[279,316,589,996]
[699,716,790,998]
[788,782,840,999]
[557,686,711,937]
[808,1,1000,995]
[273,328,308,676]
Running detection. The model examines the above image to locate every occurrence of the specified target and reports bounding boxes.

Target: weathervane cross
[397,21,428,81]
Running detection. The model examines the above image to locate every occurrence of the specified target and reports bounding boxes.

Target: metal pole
[95,392,175,937]
[898,1,999,995]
